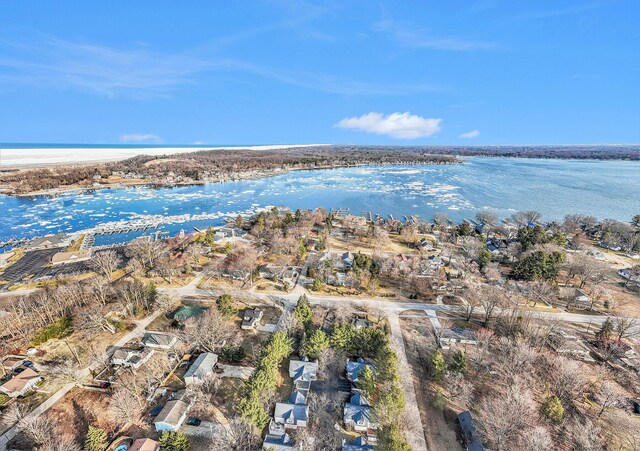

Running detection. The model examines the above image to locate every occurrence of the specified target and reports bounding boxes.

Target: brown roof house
[0,368,42,397]
[51,249,92,265]
[129,438,160,451]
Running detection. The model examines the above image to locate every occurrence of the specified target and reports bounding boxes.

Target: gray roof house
[346,358,372,383]
[457,411,484,451]
[184,353,218,385]
[111,347,154,369]
[342,436,375,451]
[142,332,179,350]
[26,234,66,250]
[288,389,308,405]
[154,399,190,432]
[262,432,295,451]
[289,358,318,386]
[344,393,375,432]
[274,402,308,429]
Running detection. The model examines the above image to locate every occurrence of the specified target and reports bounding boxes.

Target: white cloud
[459,129,480,139]
[120,133,163,144]
[335,112,442,139]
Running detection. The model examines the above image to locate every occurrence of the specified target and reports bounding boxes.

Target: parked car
[22,361,34,368]
[149,405,164,417]
[99,382,111,389]
[186,417,201,426]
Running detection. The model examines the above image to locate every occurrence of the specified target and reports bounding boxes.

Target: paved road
[387,313,429,451]
[0,309,165,450]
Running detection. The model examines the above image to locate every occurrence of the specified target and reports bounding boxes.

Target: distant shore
[0,144,329,168]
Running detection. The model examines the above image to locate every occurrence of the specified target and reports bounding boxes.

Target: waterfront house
[129,438,160,451]
[0,368,42,397]
[142,332,179,350]
[184,352,218,385]
[111,347,154,369]
[457,411,484,451]
[154,399,190,432]
[241,308,264,330]
[26,234,66,251]
[51,249,92,265]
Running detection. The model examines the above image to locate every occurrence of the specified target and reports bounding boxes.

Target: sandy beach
[0,144,328,168]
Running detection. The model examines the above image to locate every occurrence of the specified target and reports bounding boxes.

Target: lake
[1,157,638,245]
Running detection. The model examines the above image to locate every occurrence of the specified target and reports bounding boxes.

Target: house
[260,263,283,280]
[342,252,355,268]
[344,393,375,432]
[439,328,478,349]
[418,237,434,251]
[129,438,160,451]
[173,305,208,322]
[26,234,66,250]
[342,436,375,451]
[142,332,179,350]
[241,308,264,330]
[50,249,92,265]
[0,368,42,397]
[262,432,295,450]
[111,347,154,369]
[184,352,218,385]
[273,402,309,429]
[619,268,640,283]
[457,411,484,451]
[289,358,318,387]
[154,399,190,432]
[352,313,374,330]
[570,289,592,310]
[346,358,372,383]
[288,389,308,405]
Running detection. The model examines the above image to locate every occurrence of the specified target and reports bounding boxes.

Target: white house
[154,399,190,432]
[273,402,308,429]
[262,432,295,450]
[184,353,218,385]
[0,368,42,397]
[111,348,154,369]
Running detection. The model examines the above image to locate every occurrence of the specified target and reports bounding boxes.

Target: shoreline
[3,159,459,197]
[0,144,330,169]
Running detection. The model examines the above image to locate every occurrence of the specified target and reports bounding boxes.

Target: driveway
[181,420,222,438]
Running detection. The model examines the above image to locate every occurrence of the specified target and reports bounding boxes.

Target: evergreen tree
[431,350,447,382]
[329,323,354,350]
[357,365,377,399]
[216,293,237,318]
[158,431,190,451]
[477,248,492,271]
[84,425,107,451]
[450,349,467,374]
[302,329,329,359]
[432,387,447,410]
[541,395,564,424]
[293,294,313,325]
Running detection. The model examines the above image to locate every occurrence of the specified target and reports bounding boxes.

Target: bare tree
[209,417,261,451]
[565,254,608,289]
[476,210,498,228]
[596,379,625,418]
[479,285,507,325]
[479,378,537,450]
[614,316,640,341]
[183,309,235,352]
[185,243,207,267]
[90,249,121,281]
[518,426,554,451]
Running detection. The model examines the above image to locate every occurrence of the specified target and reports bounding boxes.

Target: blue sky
[0,1,638,145]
